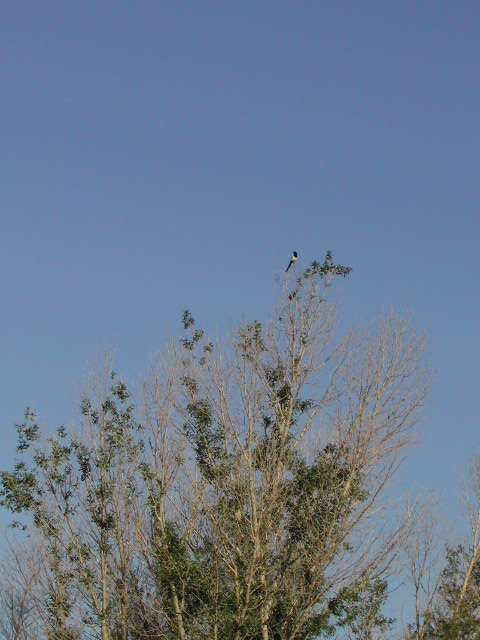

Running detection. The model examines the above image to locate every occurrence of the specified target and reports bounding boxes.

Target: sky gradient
[1,2,479,534]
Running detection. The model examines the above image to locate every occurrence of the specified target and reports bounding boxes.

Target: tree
[401,495,445,640]
[0,535,42,640]
[169,253,427,639]
[0,253,429,639]
[0,362,144,640]
[406,455,480,639]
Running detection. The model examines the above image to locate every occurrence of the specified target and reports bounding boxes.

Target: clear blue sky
[1,2,479,527]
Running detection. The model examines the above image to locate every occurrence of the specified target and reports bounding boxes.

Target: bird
[286,251,298,272]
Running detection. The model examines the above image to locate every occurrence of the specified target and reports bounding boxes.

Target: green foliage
[180,313,229,482]
[414,543,480,640]
[287,251,352,310]
[286,444,368,547]
[180,309,205,352]
[327,578,392,638]
[183,397,227,481]
[0,374,143,638]
[182,309,195,331]
[237,320,265,361]
[303,251,352,281]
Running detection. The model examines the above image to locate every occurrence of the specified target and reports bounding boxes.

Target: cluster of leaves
[302,251,352,282]
[286,444,368,546]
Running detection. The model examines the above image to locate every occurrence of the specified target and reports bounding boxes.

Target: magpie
[286,251,298,273]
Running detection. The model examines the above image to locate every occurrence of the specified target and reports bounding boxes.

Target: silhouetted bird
[286,251,298,272]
